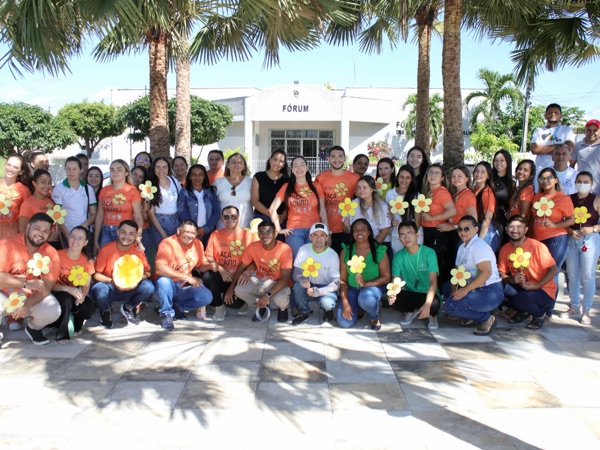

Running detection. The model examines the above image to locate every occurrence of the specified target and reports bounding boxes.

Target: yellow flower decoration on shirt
[389,195,409,215]
[268,258,281,272]
[27,253,51,277]
[574,206,592,224]
[412,194,432,213]
[386,277,406,296]
[139,181,158,200]
[113,192,126,205]
[338,198,358,217]
[298,186,312,197]
[230,240,246,256]
[2,292,26,313]
[0,194,13,216]
[347,255,366,274]
[46,205,67,225]
[68,265,89,287]
[509,247,531,270]
[375,177,388,197]
[301,257,321,278]
[533,196,554,217]
[450,265,471,287]
[334,183,349,197]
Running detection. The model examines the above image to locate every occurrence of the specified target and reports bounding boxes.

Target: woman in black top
[251,149,290,224]
[492,149,515,244]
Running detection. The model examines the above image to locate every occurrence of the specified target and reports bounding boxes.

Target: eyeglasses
[231,186,236,197]
[136,157,150,163]
[427,171,443,177]
[457,226,472,233]
[539,176,555,183]
[223,215,238,221]
[398,232,416,239]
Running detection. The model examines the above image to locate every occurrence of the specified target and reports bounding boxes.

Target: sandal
[371,318,381,331]
[507,312,531,324]
[527,315,545,330]
[56,339,70,345]
[460,319,476,327]
[473,316,496,336]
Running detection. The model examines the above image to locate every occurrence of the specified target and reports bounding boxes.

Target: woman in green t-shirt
[337,219,390,330]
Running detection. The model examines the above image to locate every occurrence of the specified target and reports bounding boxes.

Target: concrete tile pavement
[0,295,599,450]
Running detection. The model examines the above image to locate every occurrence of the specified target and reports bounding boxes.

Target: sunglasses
[223,214,238,221]
[457,226,472,233]
[231,186,236,197]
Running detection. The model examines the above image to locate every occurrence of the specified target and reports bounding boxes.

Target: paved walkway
[1,294,599,450]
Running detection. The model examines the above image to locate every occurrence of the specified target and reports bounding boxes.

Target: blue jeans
[154,277,213,317]
[91,279,155,312]
[541,234,569,310]
[286,227,311,310]
[566,233,600,313]
[480,221,500,254]
[503,283,554,318]
[99,224,119,248]
[292,282,337,314]
[336,286,382,328]
[442,281,504,323]
[153,213,180,246]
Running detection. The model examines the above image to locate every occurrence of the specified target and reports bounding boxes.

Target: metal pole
[520,84,532,152]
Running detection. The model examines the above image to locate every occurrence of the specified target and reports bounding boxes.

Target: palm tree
[403,92,443,151]
[464,68,523,128]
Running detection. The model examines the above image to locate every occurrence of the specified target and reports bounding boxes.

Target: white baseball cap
[309,222,330,235]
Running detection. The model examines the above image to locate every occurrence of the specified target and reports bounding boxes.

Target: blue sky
[1,29,599,118]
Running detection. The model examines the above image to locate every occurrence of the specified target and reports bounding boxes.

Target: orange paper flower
[533,196,554,217]
[46,205,67,225]
[509,247,531,270]
[139,181,158,200]
[412,194,432,213]
[2,292,26,313]
[68,265,89,287]
[574,206,592,225]
[375,177,388,197]
[338,198,358,217]
[301,257,321,278]
[27,253,51,277]
[450,265,471,287]
[389,196,409,215]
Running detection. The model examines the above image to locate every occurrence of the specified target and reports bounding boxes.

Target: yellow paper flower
[46,205,67,225]
[450,265,472,287]
[347,255,366,274]
[533,196,555,217]
[386,277,406,296]
[268,258,281,271]
[229,239,246,256]
[338,198,358,217]
[0,194,13,216]
[68,265,90,287]
[389,196,409,215]
[574,206,592,224]
[412,194,432,213]
[27,253,51,277]
[509,247,531,270]
[139,181,158,200]
[375,177,388,196]
[2,292,26,313]
[298,186,312,197]
[113,192,126,205]
[334,183,349,197]
[301,257,321,278]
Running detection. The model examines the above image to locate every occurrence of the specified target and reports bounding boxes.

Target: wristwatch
[266,291,273,298]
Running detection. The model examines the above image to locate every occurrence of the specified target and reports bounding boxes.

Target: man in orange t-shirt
[497,215,558,330]
[315,145,359,253]
[225,220,292,323]
[0,213,60,345]
[92,220,154,329]
[154,220,213,330]
[207,150,225,185]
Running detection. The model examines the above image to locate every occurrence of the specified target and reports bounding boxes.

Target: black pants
[394,290,440,316]
[51,291,95,341]
[201,270,246,309]
[423,227,451,286]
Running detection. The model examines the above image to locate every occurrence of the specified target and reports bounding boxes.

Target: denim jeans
[566,232,600,313]
[541,234,569,310]
[99,224,119,248]
[91,280,155,312]
[336,286,383,328]
[442,281,504,323]
[152,212,180,247]
[503,283,554,318]
[480,221,500,254]
[292,282,337,314]
[154,277,213,317]
[286,227,311,310]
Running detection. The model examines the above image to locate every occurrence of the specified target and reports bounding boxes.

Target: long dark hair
[284,156,319,204]
[31,169,52,194]
[509,159,535,211]
[377,157,398,189]
[395,164,419,221]
[185,164,214,194]
[265,149,289,177]
[69,225,91,260]
[493,149,515,205]
[473,161,496,221]
[87,166,104,198]
[149,156,172,207]
[348,218,379,264]
[406,146,430,175]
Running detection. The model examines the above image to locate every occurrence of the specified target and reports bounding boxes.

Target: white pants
[0,292,61,330]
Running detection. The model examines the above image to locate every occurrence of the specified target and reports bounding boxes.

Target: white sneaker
[8,321,21,331]
[400,310,419,326]
[213,305,226,322]
[237,303,249,315]
[428,316,439,330]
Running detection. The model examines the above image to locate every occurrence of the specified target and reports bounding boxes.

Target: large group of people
[0,104,598,345]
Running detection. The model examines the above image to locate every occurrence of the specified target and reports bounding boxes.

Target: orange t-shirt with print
[315,170,360,233]
[498,238,557,299]
[155,234,206,277]
[450,188,477,224]
[56,250,95,287]
[207,168,224,185]
[0,234,60,295]
[509,185,535,218]
[98,184,142,226]
[276,182,324,229]
[95,241,150,278]
[19,195,55,219]
[422,186,453,227]
[241,240,293,281]
[206,227,259,274]
[0,182,32,223]
[531,191,574,241]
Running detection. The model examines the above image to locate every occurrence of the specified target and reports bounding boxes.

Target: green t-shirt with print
[392,245,439,294]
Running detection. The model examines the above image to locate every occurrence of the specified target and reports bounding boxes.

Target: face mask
[576,183,592,194]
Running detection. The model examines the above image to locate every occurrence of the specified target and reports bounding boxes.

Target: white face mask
[576,183,592,194]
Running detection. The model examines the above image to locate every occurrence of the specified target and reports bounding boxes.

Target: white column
[244,97,253,161]
[340,95,349,151]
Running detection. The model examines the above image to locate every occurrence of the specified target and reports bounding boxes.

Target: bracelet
[23,279,27,289]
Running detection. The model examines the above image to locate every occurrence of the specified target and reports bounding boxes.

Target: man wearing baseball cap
[572,119,600,195]
[291,223,340,325]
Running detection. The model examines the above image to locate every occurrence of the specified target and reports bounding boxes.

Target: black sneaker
[252,307,269,322]
[100,310,113,329]
[121,303,140,325]
[324,309,334,322]
[277,308,289,323]
[173,305,187,321]
[291,313,309,326]
[25,326,49,345]
[161,314,174,330]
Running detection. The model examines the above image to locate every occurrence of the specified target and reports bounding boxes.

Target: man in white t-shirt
[572,119,600,195]
[291,223,340,325]
[534,144,578,194]
[531,103,575,171]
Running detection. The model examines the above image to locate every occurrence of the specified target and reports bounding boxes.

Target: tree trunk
[415,7,433,156]
[149,30,170,159]
[175,40,191,164]
[441,0,464,170]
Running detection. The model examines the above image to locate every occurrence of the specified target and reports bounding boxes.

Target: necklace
[406,246,422,289]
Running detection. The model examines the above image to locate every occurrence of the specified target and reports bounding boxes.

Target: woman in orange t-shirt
[472,162,500,253]
[421,163,457,285]
[0,153,32,238]
[507,159,536,220]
